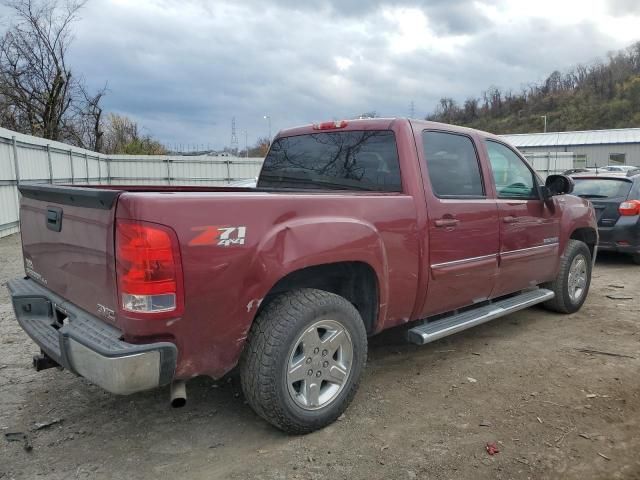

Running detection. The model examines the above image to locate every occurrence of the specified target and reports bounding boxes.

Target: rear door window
[422,131,484,197]
[258,130,402,191]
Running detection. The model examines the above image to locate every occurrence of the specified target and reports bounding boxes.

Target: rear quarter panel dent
[246,215,390,319]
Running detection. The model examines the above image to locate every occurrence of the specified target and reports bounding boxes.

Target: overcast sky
[60,0,640,149]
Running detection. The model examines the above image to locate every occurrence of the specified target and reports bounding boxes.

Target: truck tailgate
[19,185,122,324]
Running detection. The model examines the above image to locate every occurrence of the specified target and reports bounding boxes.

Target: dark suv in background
[571,170,640,264]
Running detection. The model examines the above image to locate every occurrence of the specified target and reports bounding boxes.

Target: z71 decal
[189,226,247,247]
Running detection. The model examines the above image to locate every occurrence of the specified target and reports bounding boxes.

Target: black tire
[240,288,367,434]
[632,253,640,265]
[542,239,592,314]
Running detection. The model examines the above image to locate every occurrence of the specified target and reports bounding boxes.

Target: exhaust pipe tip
[170,380,187,408]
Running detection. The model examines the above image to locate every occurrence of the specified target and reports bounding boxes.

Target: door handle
[503,216,518,224]
[46,207,63,232]
[435,218,460,228]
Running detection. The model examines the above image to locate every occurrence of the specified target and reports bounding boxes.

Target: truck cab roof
[275,117,499,142]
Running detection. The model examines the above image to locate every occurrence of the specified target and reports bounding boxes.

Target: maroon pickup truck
[9,118,597,433]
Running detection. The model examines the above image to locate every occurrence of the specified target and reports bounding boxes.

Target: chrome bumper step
[407,288,555,345]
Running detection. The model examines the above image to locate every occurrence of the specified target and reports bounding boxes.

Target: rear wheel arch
[255,261,380,335]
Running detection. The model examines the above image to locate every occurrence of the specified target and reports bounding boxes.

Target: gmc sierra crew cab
[9,118,598,434]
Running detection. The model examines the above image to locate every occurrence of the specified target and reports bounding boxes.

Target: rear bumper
[597,218,640,254]
[7,277,177,395]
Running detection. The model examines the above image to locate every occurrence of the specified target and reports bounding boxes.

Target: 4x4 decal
[189,226,247,247]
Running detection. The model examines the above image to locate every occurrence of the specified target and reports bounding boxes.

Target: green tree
[102,113,166,155]
[427,42,640,134]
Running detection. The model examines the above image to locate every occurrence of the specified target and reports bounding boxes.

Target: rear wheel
[632,253,640,265]
[240,288,367,434]
[543,239,592,314]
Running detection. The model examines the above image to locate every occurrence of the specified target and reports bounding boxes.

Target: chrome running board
[407,288,555,345]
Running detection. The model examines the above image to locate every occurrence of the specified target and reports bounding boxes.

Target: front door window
[486,141,538,199]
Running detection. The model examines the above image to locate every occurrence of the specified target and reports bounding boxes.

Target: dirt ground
[1,232,639,480]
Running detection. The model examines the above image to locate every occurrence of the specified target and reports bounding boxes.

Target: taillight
[312,120,348,130]
[115,220,183,315]
[619,200,640,216]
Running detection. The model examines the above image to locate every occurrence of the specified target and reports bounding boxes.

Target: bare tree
[62,85,106,150]
[248,136,271,157]
[0,0,105,148]
[79,87,105,151]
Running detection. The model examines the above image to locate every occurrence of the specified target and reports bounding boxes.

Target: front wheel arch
[569,227,598,259]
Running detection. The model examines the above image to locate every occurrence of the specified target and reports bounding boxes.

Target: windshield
[258,130,402,192]
[572,178,632,198]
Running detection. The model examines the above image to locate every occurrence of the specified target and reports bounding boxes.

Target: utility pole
[263,115,271,143]
[540,115,547,133]
[409,100,415,119]
[230,117,239,155]
[242,130,248,158]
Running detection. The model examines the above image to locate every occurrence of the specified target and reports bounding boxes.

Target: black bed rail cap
[18,184,122,210]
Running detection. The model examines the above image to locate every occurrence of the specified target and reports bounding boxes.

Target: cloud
[242,0,493,34]
[608,0,640,16]
[59,0,640,148]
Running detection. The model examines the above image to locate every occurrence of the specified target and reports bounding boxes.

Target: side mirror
[544,174,574,197]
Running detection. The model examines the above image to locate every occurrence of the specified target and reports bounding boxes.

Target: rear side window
[258,131,401,192]
[572,178,633,199]
[422,131,484,197]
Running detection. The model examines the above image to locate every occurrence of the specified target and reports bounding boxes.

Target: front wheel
[543,239,592,313]
[240,288,367,434]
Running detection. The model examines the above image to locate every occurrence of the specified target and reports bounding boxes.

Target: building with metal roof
[499,127,640,168]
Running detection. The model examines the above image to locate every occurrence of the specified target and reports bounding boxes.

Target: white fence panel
[87,155,101,181]
[98,157,110,184]
[0,136,19,235]
[523,152,575,178]
[109,156,165,181]
[170,158,230,183]
[230,159,263,180]
[0,139,15,179]
[50,148,73,182]
[0,184,19,235]
[107,155,263,185]
[13,142,48,181]
[71,152,87,183]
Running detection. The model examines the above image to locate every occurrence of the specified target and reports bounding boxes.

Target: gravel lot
[1,232,639,480]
